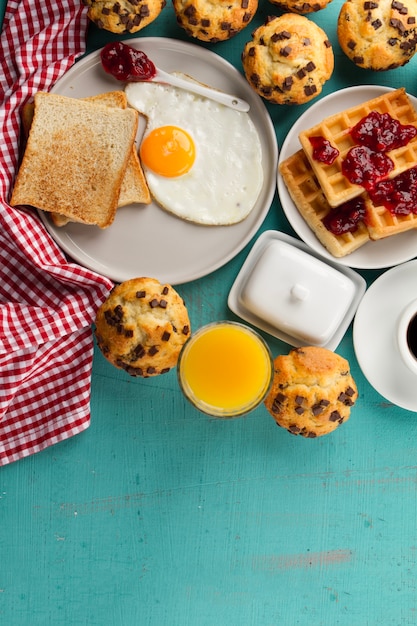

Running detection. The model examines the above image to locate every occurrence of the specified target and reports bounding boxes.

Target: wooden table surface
[2,1,417,624]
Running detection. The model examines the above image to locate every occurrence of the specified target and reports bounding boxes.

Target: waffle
[365,189,417,240]
[279,150,370,258]
[298,88,417,208]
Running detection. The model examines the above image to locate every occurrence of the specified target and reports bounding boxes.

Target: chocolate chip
[150,298,159,308]
[280,46,292,57]
[162,331,171,341]
[147,367,156,374]
[133,344,145,358]
[136,290,146,298]
[329,411,341,422]
[348,40,357,50]
[241,0,249,7]
[124,329,134,338]
[148,346,159,356]
[304,84,317,96]
[159,299,168,309]
[372,18,382,29]
[220,21,231,30]
[312,403,325,416]
[283,76,293,90]
[305,61,316,72]
[182,325,190,335]
[184,4,196,16]
[288,424,301,433]
[324,39,332,48]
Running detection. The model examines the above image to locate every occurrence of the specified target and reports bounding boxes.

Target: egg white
[125,78,263,226]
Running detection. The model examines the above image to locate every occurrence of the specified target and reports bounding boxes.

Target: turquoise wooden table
[2,1,417,624]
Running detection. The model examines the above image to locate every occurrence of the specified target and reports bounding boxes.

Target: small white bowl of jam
[228,231,366,350]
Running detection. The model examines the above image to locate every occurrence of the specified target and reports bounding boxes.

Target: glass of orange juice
[177,321,274,417]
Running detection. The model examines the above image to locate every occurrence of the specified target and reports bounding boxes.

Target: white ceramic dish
[353,260,417,412]
[41,37,278,285]
[228,230,366,350]
[277,85,417,270]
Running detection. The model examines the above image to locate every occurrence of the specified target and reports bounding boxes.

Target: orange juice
[177,321,273,417]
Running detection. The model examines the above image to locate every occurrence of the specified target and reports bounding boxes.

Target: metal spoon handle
[153,68,250,113]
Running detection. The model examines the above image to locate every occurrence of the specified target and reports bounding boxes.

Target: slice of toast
[21,91,151,227]
[11,92,139,228]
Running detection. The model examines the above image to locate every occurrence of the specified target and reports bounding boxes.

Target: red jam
[341,145,394,189]
[322,196,367,235]
[368,165,417,215]
[309,136,339,164]
[310,110,417,233]
[100,41,156,82]
[350,110,417,152]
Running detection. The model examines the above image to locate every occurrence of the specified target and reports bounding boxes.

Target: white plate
[228,230,366,350]
[353,260,417,411]
[39,37,277,285]
[278,85,417,270]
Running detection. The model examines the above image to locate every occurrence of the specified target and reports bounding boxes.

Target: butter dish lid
[228,231,366,350]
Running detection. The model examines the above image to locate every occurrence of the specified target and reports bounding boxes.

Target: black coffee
[406,314,417,359]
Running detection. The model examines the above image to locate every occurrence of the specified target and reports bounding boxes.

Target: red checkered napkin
[0,0,114,465]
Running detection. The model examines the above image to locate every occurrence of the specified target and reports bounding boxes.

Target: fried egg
[125,77,263,225]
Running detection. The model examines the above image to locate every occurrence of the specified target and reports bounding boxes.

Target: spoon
[147,67,250,113]
[100,41,251,113]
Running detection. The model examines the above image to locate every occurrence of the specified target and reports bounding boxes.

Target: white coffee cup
[397,298,417,375]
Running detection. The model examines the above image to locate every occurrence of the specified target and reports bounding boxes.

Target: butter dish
[228,231,366,350]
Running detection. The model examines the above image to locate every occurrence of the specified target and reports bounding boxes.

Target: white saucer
[353,260,417,412]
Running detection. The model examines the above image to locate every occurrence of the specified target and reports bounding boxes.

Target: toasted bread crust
[11,92,139,228]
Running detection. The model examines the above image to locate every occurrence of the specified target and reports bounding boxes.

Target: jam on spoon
[101,41,156,81]
[100,41,250,112]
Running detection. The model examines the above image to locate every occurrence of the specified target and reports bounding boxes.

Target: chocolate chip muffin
[173,0,258,42]
[337,0,417,70]
[242,14,334,105]
[95,277,191,377]
[268,0,332,14]
[83,0,166,34]
[264,346,358,437]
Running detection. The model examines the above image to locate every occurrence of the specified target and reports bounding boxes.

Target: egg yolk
[140,125,196,177]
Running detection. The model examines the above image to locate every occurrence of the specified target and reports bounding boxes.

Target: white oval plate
[278,85,417,270]
[353,260,417,412]
[40,37,278,285]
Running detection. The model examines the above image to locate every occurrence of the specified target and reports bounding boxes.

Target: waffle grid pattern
[298,88,417,208]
